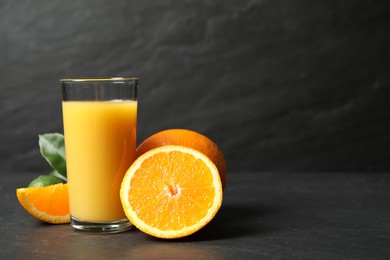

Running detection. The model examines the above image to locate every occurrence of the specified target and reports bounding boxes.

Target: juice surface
[62,101,137,222]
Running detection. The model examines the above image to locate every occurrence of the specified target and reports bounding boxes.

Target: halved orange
[120,145,223,239]
[16,183,70,224]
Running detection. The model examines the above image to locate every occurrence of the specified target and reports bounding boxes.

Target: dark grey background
[1,0,389,174]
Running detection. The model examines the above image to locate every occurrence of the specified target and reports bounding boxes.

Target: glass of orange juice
[61,78,138,233]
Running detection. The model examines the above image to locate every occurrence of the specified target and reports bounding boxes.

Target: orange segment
[16,183,70,224]
[120,145,223,239]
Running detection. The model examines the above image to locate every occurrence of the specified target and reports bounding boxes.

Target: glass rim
[60,77,138,82]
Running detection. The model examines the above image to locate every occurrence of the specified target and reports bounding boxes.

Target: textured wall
[1,0,389,173]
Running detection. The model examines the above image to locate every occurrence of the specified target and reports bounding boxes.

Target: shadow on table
[166,203,278,242]
[13,205,279,259]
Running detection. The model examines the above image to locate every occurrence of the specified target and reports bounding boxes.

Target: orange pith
[120,145,223,239]
[16,183,70,224]
[136,129,227,190]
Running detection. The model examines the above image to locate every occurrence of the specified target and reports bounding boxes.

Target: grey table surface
[1,171,389,259]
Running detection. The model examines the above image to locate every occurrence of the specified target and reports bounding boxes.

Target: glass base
[71,216,132,234]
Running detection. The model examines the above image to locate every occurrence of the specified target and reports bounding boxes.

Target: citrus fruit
[136,129,227,189]
[120,145,223,239]
[16,183,70,224]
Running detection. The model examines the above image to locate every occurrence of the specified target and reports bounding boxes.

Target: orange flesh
[17,183,70,224]
[128,151,216,231]
[24,184,69,216]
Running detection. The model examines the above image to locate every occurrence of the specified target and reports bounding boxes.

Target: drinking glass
[61,78,138,233]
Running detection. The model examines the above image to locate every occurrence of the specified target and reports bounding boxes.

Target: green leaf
[39,133,67,178]
[49,170,67,182]
[28,174,65,187]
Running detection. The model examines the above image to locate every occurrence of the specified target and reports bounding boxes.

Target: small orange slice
[16,183,70,224]
[120,145,223,239]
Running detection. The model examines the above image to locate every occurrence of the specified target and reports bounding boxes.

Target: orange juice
[62,100,137,222]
